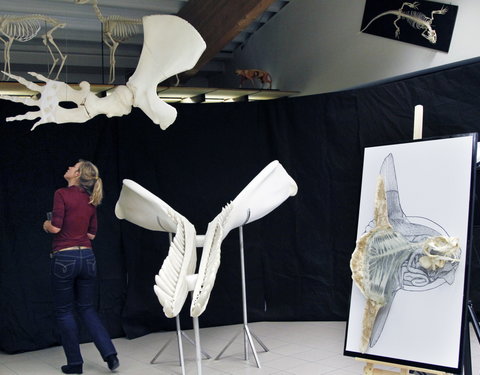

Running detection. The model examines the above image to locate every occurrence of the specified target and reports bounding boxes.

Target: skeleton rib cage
[0,14,67,80]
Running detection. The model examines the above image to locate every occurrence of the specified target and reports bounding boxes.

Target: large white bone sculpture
[74,0,142,84]
[0,15,206,131]
[222,160,298,237]
[189,203,233,318]
[114,160,297,320]
[0,14,67,80]
[115,179,197,318]
[190,160,298,317]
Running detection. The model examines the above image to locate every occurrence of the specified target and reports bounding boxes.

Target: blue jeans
[51,248,116,366]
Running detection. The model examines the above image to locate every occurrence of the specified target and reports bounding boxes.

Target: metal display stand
[150,233,210,375]
[215,226,268,367]
[462,301,480,375]
[462,165,480,375]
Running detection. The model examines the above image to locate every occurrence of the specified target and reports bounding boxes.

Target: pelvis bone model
[115,161,298,319]
[0,15,206,131]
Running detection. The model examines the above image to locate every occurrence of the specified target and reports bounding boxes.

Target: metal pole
[215,226,268,366]
[193,316,202,375]
[239,226,261,367]
[176,315,186,374]
[239,226,249,360]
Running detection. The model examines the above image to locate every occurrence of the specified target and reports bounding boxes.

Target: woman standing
[43,160,119,374]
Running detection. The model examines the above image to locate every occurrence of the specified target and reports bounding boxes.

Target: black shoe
[106,354,119,371]
[61,364,83,374]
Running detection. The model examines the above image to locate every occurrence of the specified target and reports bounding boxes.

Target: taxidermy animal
[236,69,272,89]
[0,15,206,130]
[74,0,142,83]
[361,1,448,44]
[0,14,67,80]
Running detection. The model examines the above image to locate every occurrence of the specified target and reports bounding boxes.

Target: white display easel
[357,105,455,375]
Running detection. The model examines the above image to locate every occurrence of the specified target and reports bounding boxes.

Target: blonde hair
[77,159,103,206]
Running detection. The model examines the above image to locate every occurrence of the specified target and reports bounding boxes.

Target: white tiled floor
[1,321,479,375]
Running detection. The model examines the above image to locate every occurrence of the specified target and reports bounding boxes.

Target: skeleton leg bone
[108,37,119,84]
[42,34,59,79]
[4,38,14,78]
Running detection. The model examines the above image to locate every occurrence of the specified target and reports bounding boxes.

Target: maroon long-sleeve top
[51,185,97,251]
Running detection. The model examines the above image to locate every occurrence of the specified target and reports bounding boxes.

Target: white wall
[224,0,480,96]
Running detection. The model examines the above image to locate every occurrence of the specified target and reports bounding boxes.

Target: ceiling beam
[177,0,277,75]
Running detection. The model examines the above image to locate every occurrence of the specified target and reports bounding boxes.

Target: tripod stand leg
[244,325,261,368]
[467,300,480,342]
[250,331,269,352]
[215,330,242,360]
[150,316,186,375]
[180,331,211,359]
[150,336,174,364]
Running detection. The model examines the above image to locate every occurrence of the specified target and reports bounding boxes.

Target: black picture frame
[344,133,477,373]
[361,0,458,52]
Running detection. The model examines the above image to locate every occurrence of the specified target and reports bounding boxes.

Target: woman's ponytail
[77,159,103,206]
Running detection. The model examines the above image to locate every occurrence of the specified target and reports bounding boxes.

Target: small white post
[413,105,423,140]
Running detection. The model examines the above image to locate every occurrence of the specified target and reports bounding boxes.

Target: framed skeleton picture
[360,0,458,52]
[344,133,477,373]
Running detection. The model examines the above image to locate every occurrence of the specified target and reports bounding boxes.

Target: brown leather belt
[50,246,91,257]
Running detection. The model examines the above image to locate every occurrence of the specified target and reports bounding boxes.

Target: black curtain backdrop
[2,60,480,354]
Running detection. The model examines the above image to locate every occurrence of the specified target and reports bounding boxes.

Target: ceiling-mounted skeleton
[74,0,142,84]
[0,15,206,130]
[0,14,67,80]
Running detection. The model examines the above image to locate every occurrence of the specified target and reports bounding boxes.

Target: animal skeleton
[0,15,206,130]
[361,2,448,44]
[74,0,142,83]
[0,14,67,80]
[419,236,460,271]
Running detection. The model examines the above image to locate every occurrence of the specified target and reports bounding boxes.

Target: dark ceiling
[0,0,290,86]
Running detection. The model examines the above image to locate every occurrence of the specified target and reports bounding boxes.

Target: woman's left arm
[43,220,61,234]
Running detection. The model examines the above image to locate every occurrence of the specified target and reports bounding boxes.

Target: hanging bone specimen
[0,15,206,130]
[74,0,142,83]
[0,14,67,80]
[351,154,461,353]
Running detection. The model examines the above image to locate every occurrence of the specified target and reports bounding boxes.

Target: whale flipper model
[351,154,461,352]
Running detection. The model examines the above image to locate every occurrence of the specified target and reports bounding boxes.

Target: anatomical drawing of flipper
[379,154,444,241]
[369,295,394,348]
[366,154,441,350]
